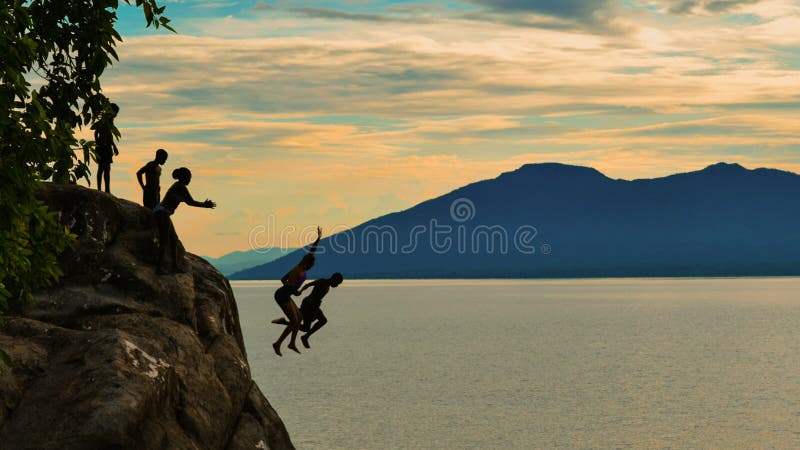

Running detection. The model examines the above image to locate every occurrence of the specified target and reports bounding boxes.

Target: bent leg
[299,309,311,332]
[274,300,300,355]
[169,221,180,272]
[301,310,326,349]
[155,213,170,272]
[286,301,302,353]
[306,311,327,337]
[300,318,315,348]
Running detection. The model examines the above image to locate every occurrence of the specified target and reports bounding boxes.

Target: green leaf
[1,0,172,316]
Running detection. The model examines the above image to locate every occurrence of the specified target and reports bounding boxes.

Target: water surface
[235,278,800,449]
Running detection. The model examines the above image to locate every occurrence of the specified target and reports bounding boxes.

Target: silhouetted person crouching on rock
[272,226,322,356]
[137,149,168,209]
[93,103,119,193]
[153,167,216,274]
[272,272,343,349]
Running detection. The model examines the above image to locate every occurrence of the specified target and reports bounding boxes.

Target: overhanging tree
[0,0,174,318]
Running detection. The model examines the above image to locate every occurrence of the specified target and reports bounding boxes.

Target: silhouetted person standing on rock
[93,103,120,193]
[153,167,216,274]
[272,272,343,349]
[272,226,322,356]
[137,149,168,209]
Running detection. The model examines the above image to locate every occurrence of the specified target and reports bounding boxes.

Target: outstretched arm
[307,226,322,255]
[300,279,321,292]
[183,187,216,209]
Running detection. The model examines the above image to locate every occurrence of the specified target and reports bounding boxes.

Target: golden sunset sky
[98,0,800,256]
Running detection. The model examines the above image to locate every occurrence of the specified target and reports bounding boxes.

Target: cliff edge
[0,184,294,450]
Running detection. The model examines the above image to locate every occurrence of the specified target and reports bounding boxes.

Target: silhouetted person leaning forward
[137,148,168,209]
[272,272,343,349]
[153,167,216,274]
[93,103,119,193]
[272,226,322,356]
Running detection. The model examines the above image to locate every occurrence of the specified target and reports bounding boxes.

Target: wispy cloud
[103,0,800,255]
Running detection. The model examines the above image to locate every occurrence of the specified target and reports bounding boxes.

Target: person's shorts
[274,285,293,305]
[300,298,324,324]
[96,147,114,166]
[143,187,160,209]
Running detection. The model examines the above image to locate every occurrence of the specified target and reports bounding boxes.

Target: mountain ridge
[202,248,296,276]
[230,162,800,280]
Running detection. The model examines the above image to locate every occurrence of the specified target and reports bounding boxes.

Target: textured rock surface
[0,184,294,450]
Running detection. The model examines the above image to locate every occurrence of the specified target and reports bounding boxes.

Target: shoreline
[230,275,800,283]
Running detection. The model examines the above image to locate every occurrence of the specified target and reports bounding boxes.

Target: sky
[100,0,800,257]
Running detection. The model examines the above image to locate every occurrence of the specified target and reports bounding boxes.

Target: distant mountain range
[202,248,295,276]
[229,162,800,280]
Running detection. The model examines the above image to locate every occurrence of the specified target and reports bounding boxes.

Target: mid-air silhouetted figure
[272,226,322,356]
[93,103,119,193]
[152,167,216,274]
[137,149,168,209]
[272,272,343,349]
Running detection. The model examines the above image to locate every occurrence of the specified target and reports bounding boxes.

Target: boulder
[0,184,294,450]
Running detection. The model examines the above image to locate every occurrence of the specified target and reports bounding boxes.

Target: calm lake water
[234,278,800,449]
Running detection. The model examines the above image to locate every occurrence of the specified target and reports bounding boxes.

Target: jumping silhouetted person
[93,103,120,193]
[137,149,168,209]
[153,167,216,274]
[272,272,343,349]
[272,226,322,356]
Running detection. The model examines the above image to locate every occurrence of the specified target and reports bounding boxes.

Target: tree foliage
[0,0,173,317]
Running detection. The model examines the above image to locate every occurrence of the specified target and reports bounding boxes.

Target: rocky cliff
[0,184,294,450]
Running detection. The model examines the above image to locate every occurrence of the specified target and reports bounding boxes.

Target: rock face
[0,184,294,450]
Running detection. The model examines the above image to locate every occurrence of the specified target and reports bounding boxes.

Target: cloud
[251,0,630,33]
[463,0,640,34]
[470,0,611,19]
[658,0,763,15]
[254,2,400,23]
[101,5,800,255]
